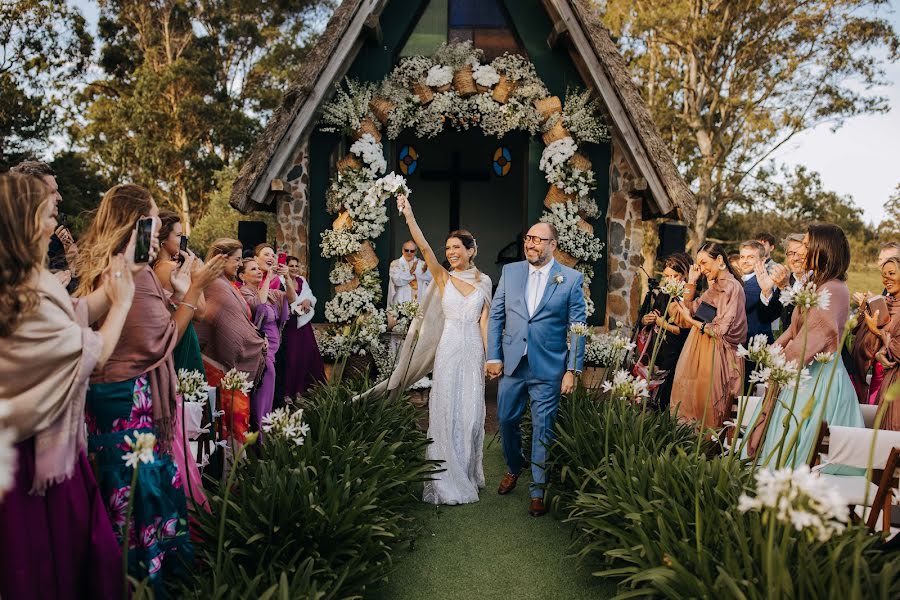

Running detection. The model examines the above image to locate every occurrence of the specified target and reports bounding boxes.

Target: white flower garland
[472,64,500,87]
[425,65,453,87]
[539,137,578,172]
[349,133,386,177]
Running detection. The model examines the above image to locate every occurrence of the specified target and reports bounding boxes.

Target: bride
[396,194,492,505]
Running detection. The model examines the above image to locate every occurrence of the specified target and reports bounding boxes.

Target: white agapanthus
[349,134,386,177]
[585,331,636,367]
[737,334,775,367]
[601,369,650,403]
[0,426,16,501]
[659,276,687,301]
[780,279,831,311]
[261,407,310,446]
[425,65,453,87]
[539,137,577,172]
[176,369,208,405]
[472,64,500,87]
[329,262,355,285]
[122,432,157,469]
[569,322,590,337]
[738,465,848,542]
[221,369,253,394]
[814,352,834,364]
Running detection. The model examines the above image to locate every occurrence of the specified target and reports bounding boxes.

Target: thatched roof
[230,0,695,222]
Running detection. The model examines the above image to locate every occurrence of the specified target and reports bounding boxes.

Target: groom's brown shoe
[498,472,520,495]
[529,497,548,517]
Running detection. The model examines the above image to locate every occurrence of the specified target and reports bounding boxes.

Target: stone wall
[605,138,645,329]
[275,142,311,277]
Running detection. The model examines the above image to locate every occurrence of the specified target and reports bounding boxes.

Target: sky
[71,0,900,225]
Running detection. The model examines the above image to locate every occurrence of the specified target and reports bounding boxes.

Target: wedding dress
[423,280,487,505]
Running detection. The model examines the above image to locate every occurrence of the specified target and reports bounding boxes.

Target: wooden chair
[809,423,900,532]
[720,395,763,452]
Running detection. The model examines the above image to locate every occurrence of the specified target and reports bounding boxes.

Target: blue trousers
[497,356,561,498]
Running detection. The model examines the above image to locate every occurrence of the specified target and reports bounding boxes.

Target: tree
[878,184,900,239]
[597,0,898,248]
[0,0,92,167]
[51,150,111,236]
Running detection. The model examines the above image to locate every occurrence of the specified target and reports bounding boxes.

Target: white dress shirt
[527,259,555,316]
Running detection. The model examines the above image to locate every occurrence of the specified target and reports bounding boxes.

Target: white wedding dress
[423,280,487,505]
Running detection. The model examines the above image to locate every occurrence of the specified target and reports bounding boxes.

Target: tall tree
[0,0,92,167]
[596,0,898,248]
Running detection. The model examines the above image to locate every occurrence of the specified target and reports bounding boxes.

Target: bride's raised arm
[397,194,448,290]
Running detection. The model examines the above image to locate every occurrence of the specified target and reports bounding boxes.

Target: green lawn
[847,268,883,297]
[373,438,613,600]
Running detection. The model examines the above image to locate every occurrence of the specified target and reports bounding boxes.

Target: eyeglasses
[786,251,802,258]
[523,235,554,245]
[402,248,416,253]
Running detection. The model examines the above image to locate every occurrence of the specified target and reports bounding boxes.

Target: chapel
[230,0,695,327]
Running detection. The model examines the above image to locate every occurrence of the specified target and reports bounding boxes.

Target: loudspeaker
[237,221,267,254]
[658,222,687,258]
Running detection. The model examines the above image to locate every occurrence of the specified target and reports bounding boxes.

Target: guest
[151,210,208,510]
[238,254,296,436]
[0,172,131,600]
[670,242,748,429]
[637,253,692,410]
[283,255,326,399]
[757,233,806,330]
[255,243,291,405]
[738,240,776,344]
[387,240,433,307]
[746,224,863,467]
[754,231,777,270]
[193,239,265,444]
[74,184,223,593]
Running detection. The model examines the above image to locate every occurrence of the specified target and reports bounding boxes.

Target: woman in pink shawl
[671,242,748,430]
[0,172,134,600]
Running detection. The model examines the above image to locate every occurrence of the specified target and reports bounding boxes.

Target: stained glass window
[399,145,419,175]
[492,146,511,177]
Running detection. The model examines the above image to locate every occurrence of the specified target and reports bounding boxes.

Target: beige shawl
[0,269,103,494]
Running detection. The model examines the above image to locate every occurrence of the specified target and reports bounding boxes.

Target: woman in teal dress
[745,224,864,468]
[75,185,225,595]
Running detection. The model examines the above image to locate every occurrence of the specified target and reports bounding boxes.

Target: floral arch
[316,42,609,360]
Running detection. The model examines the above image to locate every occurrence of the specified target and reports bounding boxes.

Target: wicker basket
[554,248,579,268]
[435,83,452,93]
[492,74,517,103]
[334,277,360,293]
[408,387,430,409]
[337,154,362,173]
[542,121,570,145]
[347,240,378,275]
[369,97,395,125]
[569,152,592,172]
[412,81,434,105]
[351,117,381,143]
[576,218,594,236]
[581,366,608,390]
[332,210,353,231]
[453,65,477,97]
[544,185,576,208]
[534,96,562,123]
[476,82,491,93]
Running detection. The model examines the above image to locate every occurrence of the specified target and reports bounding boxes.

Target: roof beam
[249,0,387,206]
[541,0,674,216]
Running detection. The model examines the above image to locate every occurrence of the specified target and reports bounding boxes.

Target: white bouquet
[221,369,253,394]
[324,287,377,323]
[364,172,411,209]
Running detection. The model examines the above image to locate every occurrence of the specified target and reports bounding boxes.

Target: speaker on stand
[237,221,268,257]
[657,222,688,258]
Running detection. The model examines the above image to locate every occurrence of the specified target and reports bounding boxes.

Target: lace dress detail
[423,281,486,505]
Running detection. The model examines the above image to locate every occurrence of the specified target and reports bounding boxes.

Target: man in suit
[757,233,805,331]
[739,240,776,344]
[486,222,586,517]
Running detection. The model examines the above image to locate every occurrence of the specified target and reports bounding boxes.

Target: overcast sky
[71,0,900,225]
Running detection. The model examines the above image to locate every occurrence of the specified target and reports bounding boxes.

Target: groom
[486,222,586,517]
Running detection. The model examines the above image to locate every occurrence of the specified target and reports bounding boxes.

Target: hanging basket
[453,65,478,97]
[333,211,353,231]
[542,121,571,145]
[476,81,491,93]
[337,154,363,173]
[544,185,576,208]
[435,82,452,93]
[554,248,579,268]
[576,218,594,236]
[569,152,592,172]
[534,96,562,123]
[347,240,378,275]
[492,74,517,104]
[581,366,608,390]
[334,277,360,293]
[351,117,381,143]
[369,97,395,125]
[412,81,434,105]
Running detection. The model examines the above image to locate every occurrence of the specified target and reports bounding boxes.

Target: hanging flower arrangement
[317,42,611,358]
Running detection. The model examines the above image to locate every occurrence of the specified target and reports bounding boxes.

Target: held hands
[54,225,75,248]
[561,371,575,394]
[675,299,692,322]
[876,339,897,368]
[298,299,313,315]
[485,362,503,379]
[687,264,702,285]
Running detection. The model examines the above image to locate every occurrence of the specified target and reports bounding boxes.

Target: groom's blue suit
[487,259,586,497]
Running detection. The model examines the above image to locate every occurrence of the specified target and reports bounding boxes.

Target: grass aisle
[374,437,614,600]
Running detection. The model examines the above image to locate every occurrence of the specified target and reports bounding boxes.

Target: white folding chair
[721,396,762,451]
[811,425,900,532]
[860,404,878,429]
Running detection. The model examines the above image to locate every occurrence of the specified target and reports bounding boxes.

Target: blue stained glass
[449,0,507,28]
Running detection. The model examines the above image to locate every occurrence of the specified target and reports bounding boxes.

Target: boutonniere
[553,274,564,285]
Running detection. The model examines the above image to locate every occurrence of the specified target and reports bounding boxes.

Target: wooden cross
[419,151,490,231]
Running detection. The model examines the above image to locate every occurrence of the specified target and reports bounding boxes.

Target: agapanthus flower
[261,407,310,447]
[221,369,253,394]
[737,334,774,367]
[814,352,834,364]
[601,370,650,403]
[176,369,208,404]
[659,276,687,301]
[122,432,157,469]
[568,322,590,337]
[780,279,830,311]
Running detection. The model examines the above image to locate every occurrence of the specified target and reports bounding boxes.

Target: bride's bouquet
[364,172,411,210]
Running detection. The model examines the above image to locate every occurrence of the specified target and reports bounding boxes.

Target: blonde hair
[0,172,53,336]
[75,184,154,297]
[206,238,242,263]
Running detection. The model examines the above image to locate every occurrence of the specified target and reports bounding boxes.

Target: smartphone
[177,235,189,265]
[277,251,287,266]
[134,217,154,264]
[867,295,891,327]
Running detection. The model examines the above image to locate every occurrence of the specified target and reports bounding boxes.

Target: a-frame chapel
[230,0,695,328]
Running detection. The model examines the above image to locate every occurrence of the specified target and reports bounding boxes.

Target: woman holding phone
[74,184,224,593]
[670,242,748,429]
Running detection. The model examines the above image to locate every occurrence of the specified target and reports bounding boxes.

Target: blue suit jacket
[744,274,774,343]
[486,260,586,381]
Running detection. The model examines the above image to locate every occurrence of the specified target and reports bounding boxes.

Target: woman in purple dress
[283,255,326,399]
[0,172,134,600]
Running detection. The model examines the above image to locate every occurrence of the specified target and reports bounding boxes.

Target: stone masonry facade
[605,138,645,329]
[275,142,311,277]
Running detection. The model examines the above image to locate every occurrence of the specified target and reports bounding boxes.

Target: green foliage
[182,383,437,598]
[50,151,111,237]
